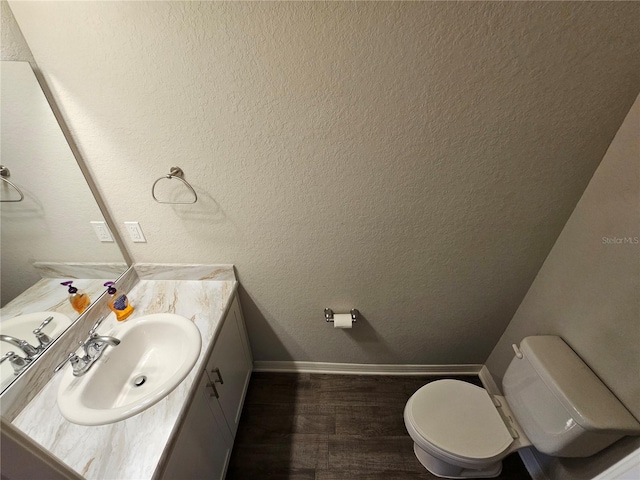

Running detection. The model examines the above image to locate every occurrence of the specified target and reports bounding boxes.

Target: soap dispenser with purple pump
[104,281,134,321]
[61,281,91,314]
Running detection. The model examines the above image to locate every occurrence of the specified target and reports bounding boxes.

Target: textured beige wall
[485,96,640,479]
[9,2,640,364]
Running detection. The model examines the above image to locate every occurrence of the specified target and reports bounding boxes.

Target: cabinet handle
[212,367,224,384]
[207,381,219,398]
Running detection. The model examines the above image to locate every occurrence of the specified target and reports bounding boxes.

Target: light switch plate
[90,221,114,242]
[124,221,147,243]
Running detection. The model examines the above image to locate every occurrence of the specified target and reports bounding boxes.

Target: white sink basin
[57,313,201,426]
[1,312,72,389]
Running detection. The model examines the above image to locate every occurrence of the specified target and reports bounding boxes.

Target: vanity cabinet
[160,372,232,480]
[205,295,253,438]
[160,294,252,480]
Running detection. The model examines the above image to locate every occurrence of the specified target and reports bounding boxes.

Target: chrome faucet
[55,317,121,377]
[0,335,39,358]
[0,316,55,361]
[82,333,121,362]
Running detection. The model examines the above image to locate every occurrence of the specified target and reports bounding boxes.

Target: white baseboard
[252,361,483,376]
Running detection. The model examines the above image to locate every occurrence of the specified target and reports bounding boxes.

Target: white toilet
[404,336,640,479]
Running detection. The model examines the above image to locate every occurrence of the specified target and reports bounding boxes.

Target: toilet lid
[406,380,513,460]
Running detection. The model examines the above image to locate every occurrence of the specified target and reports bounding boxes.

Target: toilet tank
[502,336,640,457]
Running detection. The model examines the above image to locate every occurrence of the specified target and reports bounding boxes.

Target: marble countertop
[11,276,237,479]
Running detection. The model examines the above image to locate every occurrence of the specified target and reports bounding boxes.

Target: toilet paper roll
[333,313,352,329]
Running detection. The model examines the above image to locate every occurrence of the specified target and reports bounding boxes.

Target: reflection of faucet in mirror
[0,315,56,370]
[0,59,130,394]
[0,335,38,358]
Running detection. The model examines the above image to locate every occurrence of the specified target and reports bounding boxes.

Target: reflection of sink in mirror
[0,311,72,389]
[57,313,201,426]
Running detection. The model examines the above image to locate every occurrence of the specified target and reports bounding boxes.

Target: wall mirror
[0,61,130,393]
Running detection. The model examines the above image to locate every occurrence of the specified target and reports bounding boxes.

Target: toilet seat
[405,380,514,463]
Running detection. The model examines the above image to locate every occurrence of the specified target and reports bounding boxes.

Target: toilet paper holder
[324,308,359,323]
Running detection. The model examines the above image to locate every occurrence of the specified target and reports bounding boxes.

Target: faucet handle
[1,351,30,375]
[88,316,106,336]
[33,316,53,335]
[33,316,54,348]
[0,351,16,364]
[78,340,90,357]
[54,352,80,373]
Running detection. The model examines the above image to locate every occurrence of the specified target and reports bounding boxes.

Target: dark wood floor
[227,373,531,479]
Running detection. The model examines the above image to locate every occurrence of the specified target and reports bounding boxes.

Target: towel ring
[0,165,25,203]
[151,166,198,204]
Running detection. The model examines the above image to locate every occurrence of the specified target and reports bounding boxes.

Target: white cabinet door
[162,292,252,479]
[160,373,231,480]
[206,296,252,437]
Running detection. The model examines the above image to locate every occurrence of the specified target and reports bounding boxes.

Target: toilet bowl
[404,379,529,479]
[403,336,640,479]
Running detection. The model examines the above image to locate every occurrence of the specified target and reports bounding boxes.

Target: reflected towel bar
[0,165,25,202]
